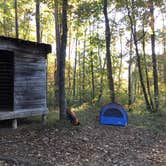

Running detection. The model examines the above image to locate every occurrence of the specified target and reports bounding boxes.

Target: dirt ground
[0,117,166,166]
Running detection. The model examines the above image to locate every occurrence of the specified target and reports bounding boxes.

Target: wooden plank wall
[0,50,14,111]
[14,52,47,111]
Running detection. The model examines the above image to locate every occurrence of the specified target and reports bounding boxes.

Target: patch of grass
[18,110,59,129]
[19,102,166,134]
[72,103,100,125]
[128,110,166,133]
[22,103,100,130]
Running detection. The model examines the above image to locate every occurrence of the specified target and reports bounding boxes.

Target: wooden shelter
[0,36,51,128]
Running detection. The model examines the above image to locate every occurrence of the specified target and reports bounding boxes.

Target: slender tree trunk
[89,26,95,102]
[55,5,61,54]
[134,25,152,112]
[142,24,154,110]
[98,57,106,103]
[54,1,61,107]
[82,28,87,100]
[67,23,72,97]
[132,67,137,103]
[77,42,82,102]
[97,23,106,103]
[126,0,152,111]
[103,0,115,102]
[73,37,78,101]
[162,13,166,97]
[97,23,105,103]
[14,0,19,38]
[90,50,95,101]
[118,33,123,90]
[59,0,68,119]
[128,33,133,111]
[36,0,41,42]
[149,2,159,112]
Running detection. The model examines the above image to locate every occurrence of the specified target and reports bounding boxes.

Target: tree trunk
[59,0,68,120]
[103,0,115,102]
[128,33,133,111]
[67,22,72,98]
[89,26,95,102]
[118,33,123,90]
[54,1,61,107]
[90,50,95,101]
[142,24,154,111]
[126,0,152,111]
[14,0,19,38]
[77,42,82,102]
[73,36,78,101]
[98,57,106,103]
[97,22,105,103]
[149,2,159,112]
[82,28,87,100]
[162,13,166,97]
[36,0,41,42]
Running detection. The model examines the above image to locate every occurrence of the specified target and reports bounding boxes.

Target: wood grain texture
[14,55,47,110]
[0,108,48,120]
[0,37,51,121]
[0,36,51,55]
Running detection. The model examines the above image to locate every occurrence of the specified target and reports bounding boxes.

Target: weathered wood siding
[0,36,51,121]
[14,52,47,111]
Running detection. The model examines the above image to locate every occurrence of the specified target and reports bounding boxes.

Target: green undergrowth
[128,105,166,133]
[23,102,166,134]
[47,103,100,129]
[24,103,99,130]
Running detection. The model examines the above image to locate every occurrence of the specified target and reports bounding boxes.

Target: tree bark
[89,26,95,102]
[149,2,159,112]
[126,0,152,111]
[54,1,61,107]
[90,50,95,101]
[97,23,106,103]
[128,33,133,111]
[59,0,68,119]
[98,57,106,103]
[82,28,87,99]
[162,13,166,96]
[103,0,115,102]
[73,36,78,101]
[77,41,82,102]
[142,23,154,111]
[14,0,19,38]
[118,33,123,90]
[36,0,41,42]
[67,22,72,97]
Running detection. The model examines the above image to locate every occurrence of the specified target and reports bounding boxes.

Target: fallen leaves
[0,119,166,166]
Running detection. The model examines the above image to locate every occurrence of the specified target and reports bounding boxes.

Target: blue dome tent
[100,103,128,126]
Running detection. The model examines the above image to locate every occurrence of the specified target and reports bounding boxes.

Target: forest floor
[0,109,166,166]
